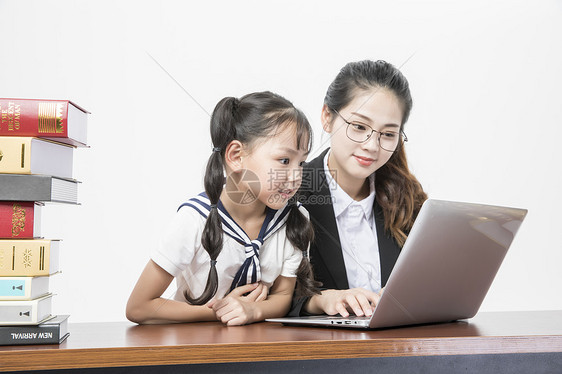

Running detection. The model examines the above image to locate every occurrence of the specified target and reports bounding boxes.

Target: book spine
[0,324,61,345]
[0,174,79,204]
[0,202,38,238]
[0,137,74,179]
[0,137,31,174]
[0,294,52,324]
[0,239,57,276]
[0,174,54,202]
[0,277,32,299]
[0,99,69,138]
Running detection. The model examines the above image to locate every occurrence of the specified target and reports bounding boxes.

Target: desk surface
[1,310,562,372]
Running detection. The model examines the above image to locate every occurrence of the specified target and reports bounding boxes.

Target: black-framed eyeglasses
[332,109,408,152]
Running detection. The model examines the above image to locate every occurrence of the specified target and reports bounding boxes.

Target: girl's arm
[304,288,382,317]
[126,260,219,324]
[208,275,296,326]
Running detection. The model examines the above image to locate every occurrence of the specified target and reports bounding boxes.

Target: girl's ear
[224,140,244,172]
[321,104,334,133]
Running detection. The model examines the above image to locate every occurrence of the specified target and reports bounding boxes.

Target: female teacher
[291,60,427,317]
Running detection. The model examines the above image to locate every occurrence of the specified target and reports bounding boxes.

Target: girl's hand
[308,288,382,317]
[245,282,269,302]
[206,283,262,326]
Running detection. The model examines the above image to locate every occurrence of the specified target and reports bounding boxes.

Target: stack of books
[0,98,88,345]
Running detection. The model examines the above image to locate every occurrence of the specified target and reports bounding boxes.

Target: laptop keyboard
[327,316,370,320]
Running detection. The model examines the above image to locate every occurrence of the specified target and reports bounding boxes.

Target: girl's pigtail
[184,97,239,304]
[286,201,321,297]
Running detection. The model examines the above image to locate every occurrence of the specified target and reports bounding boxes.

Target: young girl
[127,91,318,325]
[291,60,427,317]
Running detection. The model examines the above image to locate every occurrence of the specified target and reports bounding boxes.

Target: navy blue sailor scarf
[178,192,295,292]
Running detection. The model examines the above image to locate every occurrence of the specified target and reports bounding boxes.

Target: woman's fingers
[367,289,382,308]
[343,293,364,317]
[335,301,350,318]
[322,288,381,317]
[353,294,373,317]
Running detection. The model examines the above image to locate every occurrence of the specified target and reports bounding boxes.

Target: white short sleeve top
[151,201,305,302]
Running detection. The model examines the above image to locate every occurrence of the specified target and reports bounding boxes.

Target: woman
[291,60,427,317]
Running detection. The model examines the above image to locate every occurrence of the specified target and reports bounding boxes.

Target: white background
[1,0,561,323]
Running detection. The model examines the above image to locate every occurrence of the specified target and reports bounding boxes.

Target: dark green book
[0,315,69,345]
[0,174,78,204]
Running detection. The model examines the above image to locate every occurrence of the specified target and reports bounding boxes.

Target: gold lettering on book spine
[12,204,27,237]
[0,102,20,131]
[7,102,15,131]
[0,108,6,131]
[38,102,65,134]
[14,104,21,130]
[22,248,32,268]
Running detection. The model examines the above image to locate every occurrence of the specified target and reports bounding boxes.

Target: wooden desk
[1,311,561,373]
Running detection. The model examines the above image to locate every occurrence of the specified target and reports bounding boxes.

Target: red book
[0,98,89,147]
[0,202,42,238]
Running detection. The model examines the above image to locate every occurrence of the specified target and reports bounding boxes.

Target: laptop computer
[267,199,527,329]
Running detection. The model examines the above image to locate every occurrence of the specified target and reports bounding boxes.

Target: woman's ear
[321,104,334,133]
[224,140,244,172]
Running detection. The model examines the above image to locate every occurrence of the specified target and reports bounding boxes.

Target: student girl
[127,91,318,325]
[291,60,427,317]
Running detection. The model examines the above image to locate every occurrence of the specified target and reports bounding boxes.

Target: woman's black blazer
[289,148,402,316]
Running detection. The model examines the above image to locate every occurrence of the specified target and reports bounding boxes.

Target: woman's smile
[353,154,375,167]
